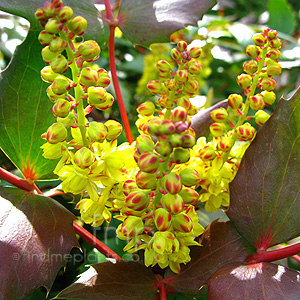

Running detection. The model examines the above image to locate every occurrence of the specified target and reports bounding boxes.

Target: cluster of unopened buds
[36,0,136,226]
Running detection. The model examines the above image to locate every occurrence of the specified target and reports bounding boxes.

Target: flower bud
[188,60,202,74]
[260,78,277,91]
[35,8,47,22]
[136,171,157,190]
[228,93,243,109]
[74,147,94,168]
[44,2,57,18]
[51,0,63,9]
[49,36,67,53]
[87,86,107,106]
[172,212,193,233]
[116,216,144,239]
[94,92,113,110]
[210,122,227,137]
[125,190,149,211]
[177,41,188,52]
[38,30,54,46]
[41,66,59,83]
[270,38,281,49]
[243,60,258,75]
[47,85,60,102]
[42,46,57,63]
[189,47,202,59]
[179,168,200,187]
[51,76,71,95]
[268,29,278,39]
[57,6,74,23]
[176,70,189,83]
[181,134,195,148]
[136,135,155,154]
[87,121,108,142]
[173,148,190,164]
[68,16,87,35]
[165,78,176,91]
[52,98,71,117]
[80,67,99,87]
[261,90,276,106]
[246,45,260,58]
[171,106,187,123]
[78,40,101,62]
[210,107,228,123]
[216,136,235,152]
[147,117,162,136]
[184,78,200,94]
[253,33,267,46]
[156,60,172,72]
[154,208,172,231]
[266,49,281,60]
[57,110,77,124]
[255,110,270,126]
[123,180,139,196]
[45,18,63,34]
[179,187,199,205]
[161,172,182,194]
[249,94,265,111]
[161,193,185,214]
[50,54,68,74]
[237,74,252,90]
[138,151,159,173]
[137,101,155,116]
[96,68,111,87]
[160,120,176,135]
[155,138,173,157]
[170,48,180,61]
[41,141,67,159]
[147,80,162,94]
[156,96,172,109]
[266,63,282,76]
[45,122,67,143]
[168,133,183,148]
[198,146,216,161]
[105,120,122,140]
[236,123,256,141]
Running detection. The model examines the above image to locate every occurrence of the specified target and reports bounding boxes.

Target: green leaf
[267,0,295,35]
[227,88,300,249]
[0,31,58,180]
[0,186,79,300]
[206,262,300,300]
[0,0,109,45]
[165,220,255,297]
[117,0,217,47]
[54,261,158,300]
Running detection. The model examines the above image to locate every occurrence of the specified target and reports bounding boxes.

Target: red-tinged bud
[105,120,122,140]
[237,74,252,90]
[236,123,256,141]
[170,48,181,60]
[74,147,94,168]
[160,120,176,135]
[181,134,195,148]
[189,46,202,59]
[45,122,67,143]
[52,98,71,117]
[172,212,193,233]
[50,54,68,74]
[45,19,63,34]
[177,96,192,110]
[155,138,173,156]
[87,86,107,106]
[43,2,56,18]
[255,110,270,126]
[175,120,189,133]
[161,172,182,194]
[210,122,227,137]
[171,106,187,123]
[266,49,281,60]
[47,86,60,102]
[266,63,282,76]
[116,216,144,239]
[173,148,190,164]
[156,60,172,72]
[42,46,57,63]
[68,16,87,35]
[136,171,157,190]
[176,69,189,83]
[158,70,172,79]
[249,94,265,111]
[261,90,276,106]
[137,101,155,116]
[87,121,108,142]
[147,80,162,94]
[96,68,111,87]
[228,93,243,109]
[210,107,228,123]
[252,33,267,46]
[57,6,74,23]
[260,78,277,91]
[246,45,260,58]
[268,29,278,39]
[125,190,149,211]
[80,67,99,87]
[168,133,183,148]
[38,30,54,46]
[148,117,162,136]
[243,60,258,75]
[177,41,188,52]
[198,146,216,161]
[165,78,177,91]
[57,110,77,125]
[179,187,199,205]
[179,168,200,187]
[184,78,200,94]
[35,8,47,22]
[123,180,138,196]
[94,92,114,110]
[161,193,185,214]
[41,66,59,83]
[270,38,281,49]
[51,76,71,95]
[78,40,101,62]
[49,37,67,53]
[138,152,159,173]
[216,136,235,152]
[136,135,155,154]
[188,60,202,74]
[154,208,172,231]
[156,96,173,109]
[51,0,63,9]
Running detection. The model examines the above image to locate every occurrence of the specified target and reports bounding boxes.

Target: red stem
[73,221,122,260]
[247,242,300,264]
[0,167,34,192]
[104,0,134,144]
[276,244,300,264]
[160,282,167,300]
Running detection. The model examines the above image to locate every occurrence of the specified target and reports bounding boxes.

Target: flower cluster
[36,0,136,226]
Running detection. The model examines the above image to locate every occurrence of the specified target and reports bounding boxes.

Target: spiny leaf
[117,0,217,47]
[227,87,300,249]
[206,262,300,300]
[0,186,79,300]
[54,260,158,300]
[0,31,58,180]
[165,220,255,296]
